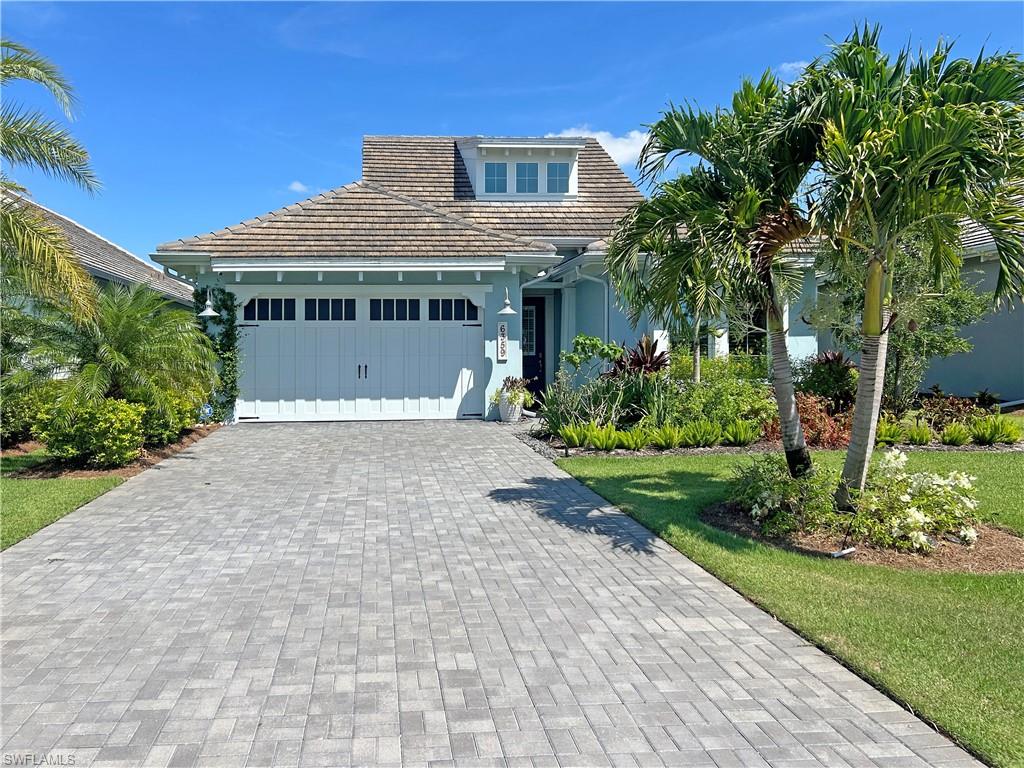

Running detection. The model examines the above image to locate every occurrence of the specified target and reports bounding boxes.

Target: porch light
[198,296,219,318]
[497,287,517,316]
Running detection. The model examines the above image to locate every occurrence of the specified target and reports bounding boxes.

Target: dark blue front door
[522,297,546,397]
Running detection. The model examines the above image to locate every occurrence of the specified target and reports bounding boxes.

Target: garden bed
[700,500,1024,574]
[6,424,220,480]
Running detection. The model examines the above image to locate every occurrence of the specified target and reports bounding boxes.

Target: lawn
[1,449,122,550]
[559,450,1024,768]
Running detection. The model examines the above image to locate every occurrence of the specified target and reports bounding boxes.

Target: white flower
[905,508,930,527]
[959,527,979,545]
[908,530,930,550]
[879,448,909,474]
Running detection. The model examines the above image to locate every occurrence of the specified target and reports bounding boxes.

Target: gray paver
[1,422,982,767]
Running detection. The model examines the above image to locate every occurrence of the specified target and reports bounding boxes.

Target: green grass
[1,449,122,550]
[559,451,1024,767]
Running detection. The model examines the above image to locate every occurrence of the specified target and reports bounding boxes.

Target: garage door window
[305,298,356,321]
[243,298,295,322]
[428,298,478,321]
[370,298,420,321]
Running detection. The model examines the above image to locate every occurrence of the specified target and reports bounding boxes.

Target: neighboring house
[24,198,194,305]
[153,135,817,422]
[919,221,1024,404]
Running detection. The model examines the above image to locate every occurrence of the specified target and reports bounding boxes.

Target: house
[920,220,1024,404]
[23,198,194,305]
[153,135,818,422]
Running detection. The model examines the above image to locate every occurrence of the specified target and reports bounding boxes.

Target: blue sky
[5,1,1022,263]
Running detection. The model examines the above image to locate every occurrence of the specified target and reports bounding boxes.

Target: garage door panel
[239,295,484,421]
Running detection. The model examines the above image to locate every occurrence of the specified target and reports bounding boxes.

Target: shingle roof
[21,198,194,304]
[157,181,555,258]
[156,136,643,259]
[362,136,644,240]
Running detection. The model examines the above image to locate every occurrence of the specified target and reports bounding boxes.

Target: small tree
[793,26,1024,503]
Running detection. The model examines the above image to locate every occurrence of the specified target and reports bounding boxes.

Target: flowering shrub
[728,449,981,553]
[852,449,980,552]
[729,456,840,537]
[763,393,851,448]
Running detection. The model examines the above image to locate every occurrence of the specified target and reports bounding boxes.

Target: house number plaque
[497,321,508,362]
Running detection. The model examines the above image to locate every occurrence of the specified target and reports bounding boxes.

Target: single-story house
[153,135,819,422]
[24,198,194,305]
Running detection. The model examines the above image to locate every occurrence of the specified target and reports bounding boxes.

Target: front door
[521,296,546,397]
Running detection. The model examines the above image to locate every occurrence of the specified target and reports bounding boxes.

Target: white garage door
[236,296,486,421]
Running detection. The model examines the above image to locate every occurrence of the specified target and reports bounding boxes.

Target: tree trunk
[767,304,812,477]
[837,258,890,507]
[692,327,701,384]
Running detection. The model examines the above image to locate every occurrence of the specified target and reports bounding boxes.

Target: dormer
[457,137,587,201]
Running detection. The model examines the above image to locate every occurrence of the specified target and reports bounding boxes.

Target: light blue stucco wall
[923,259,1024,401]
[788,268,819,360]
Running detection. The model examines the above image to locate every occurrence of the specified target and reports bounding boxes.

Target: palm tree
[16,284,218,419]
[794,26,1024,503]
[1,39,98,316]
[607,73,818,476]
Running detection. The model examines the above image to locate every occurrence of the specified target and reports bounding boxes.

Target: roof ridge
[357,181,554,251]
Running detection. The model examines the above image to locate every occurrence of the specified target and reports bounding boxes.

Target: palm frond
[0,106,99,190]
[0,39,76,117]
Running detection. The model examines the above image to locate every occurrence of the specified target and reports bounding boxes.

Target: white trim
[229,283,494,306]
[209,257,509,273]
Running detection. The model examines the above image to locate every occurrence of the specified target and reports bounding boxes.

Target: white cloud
[287,180,310,193]
[546,127,648,168]
[777,60,811,80]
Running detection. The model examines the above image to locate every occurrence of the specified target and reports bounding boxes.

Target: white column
[559,285,576,368]
[707,313,730,358]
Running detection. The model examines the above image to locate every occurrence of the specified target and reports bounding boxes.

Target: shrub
[764,393,851,448]
[678,419,722,447]
[671,353,768,383]
[970,415,1022,445]
[795,351,858,414]
[615,427,650,451]
[729,449,981,552]
[730,455,839,537]
[610,335,668,376]
[875,418,904,446]
[585,422,619,451]
[0,380,62,446]
[32,398,145,467]
[538,370,650,434]
[920,393,984,431]
[674,378,776,428]
[638,374,680,429]
[722,419,760,447]
[650,424,685,450]
[904,423,933,446]
[141,390,203,446]
[558,423,589,448]
[940,423,971,446]
[852,449,980,551]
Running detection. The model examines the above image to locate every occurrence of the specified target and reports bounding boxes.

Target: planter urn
[498,393,523,423]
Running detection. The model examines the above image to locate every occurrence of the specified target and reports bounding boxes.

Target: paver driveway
[2,423,979,768]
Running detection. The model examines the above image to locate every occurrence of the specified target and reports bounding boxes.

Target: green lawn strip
[1,476,122,550]
[558,451,1024,767]
[1,448,50,475]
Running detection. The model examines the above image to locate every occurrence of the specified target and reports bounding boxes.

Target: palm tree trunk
[692,325,701,384]
[837,258,890,507]
[767,304,812,477]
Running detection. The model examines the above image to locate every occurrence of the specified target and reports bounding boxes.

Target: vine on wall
[194,286,239,422]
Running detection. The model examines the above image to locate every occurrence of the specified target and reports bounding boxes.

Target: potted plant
[492,376,534,422]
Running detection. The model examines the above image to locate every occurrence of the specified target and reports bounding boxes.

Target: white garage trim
[231,284,494,306]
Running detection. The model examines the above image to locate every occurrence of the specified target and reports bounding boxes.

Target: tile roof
[156,136,643,259]
[363,136,644,241]
[157,182,555,259]
[21,197,194,303]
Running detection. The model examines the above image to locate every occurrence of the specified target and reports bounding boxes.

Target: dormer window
[463,137,585,199]
[516,163,539,193]
[484,162,507,193]
[547,162,570,194]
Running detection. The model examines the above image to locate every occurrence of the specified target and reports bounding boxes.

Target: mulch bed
[7,424,220,481]
[700,501,1024,574]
